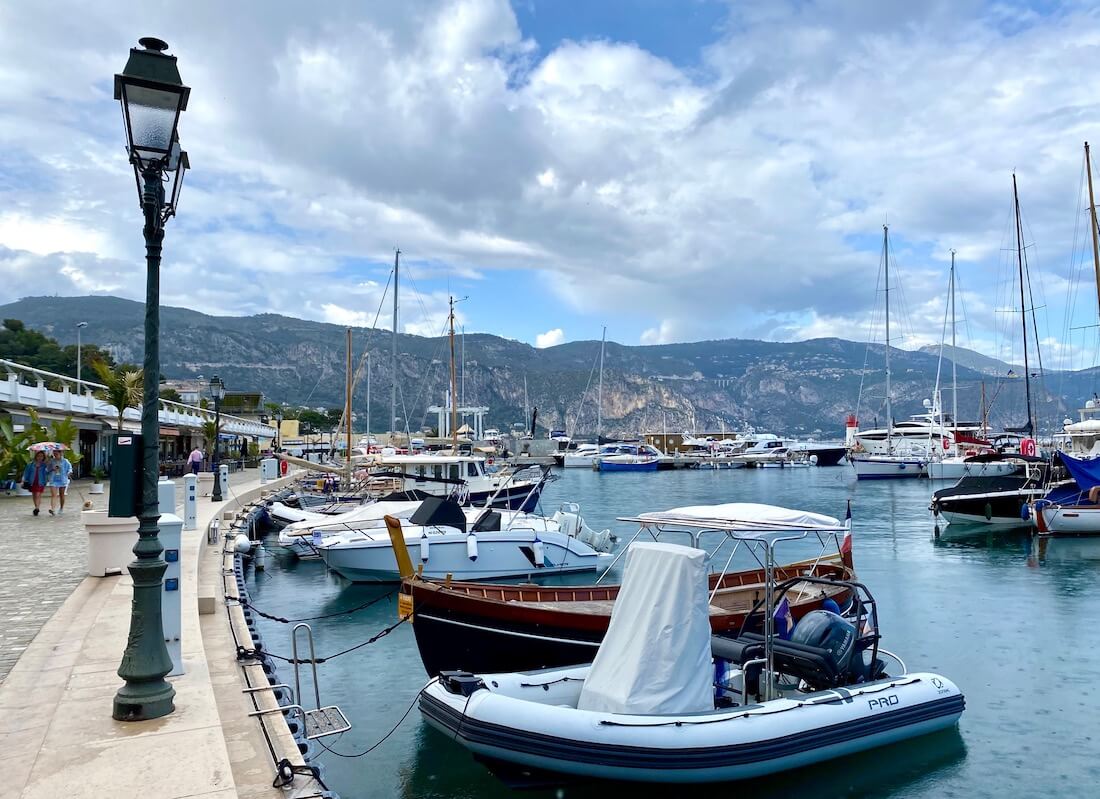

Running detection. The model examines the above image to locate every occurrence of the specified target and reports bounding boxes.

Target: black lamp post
[112,37,190,722]
[210,375,225,501]
[274,411,283,452]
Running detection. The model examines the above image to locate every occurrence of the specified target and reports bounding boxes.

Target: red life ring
[487,458,494,465]
[942,438,950,450]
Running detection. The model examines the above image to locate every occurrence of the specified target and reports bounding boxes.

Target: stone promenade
[0,480,112,679]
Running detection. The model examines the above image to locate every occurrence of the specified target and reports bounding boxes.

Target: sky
[3,0,1100,368]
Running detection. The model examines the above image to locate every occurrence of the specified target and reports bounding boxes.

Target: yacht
[365,454,545,511]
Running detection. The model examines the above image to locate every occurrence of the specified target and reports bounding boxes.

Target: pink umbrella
[27,442,69,452]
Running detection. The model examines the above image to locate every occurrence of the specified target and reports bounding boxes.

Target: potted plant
[90,466,107,494]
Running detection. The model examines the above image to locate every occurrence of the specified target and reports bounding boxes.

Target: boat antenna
[1012,174,1035,436]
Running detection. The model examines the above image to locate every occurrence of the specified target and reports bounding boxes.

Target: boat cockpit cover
[577,542,712,715]
[409,497,467,533]
[639,502,842,531]
[1059,452,1100,490]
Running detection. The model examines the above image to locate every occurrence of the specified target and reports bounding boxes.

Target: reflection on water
[245,467,1100,798]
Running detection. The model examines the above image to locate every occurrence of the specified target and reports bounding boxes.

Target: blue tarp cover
[1059,452,1100,491]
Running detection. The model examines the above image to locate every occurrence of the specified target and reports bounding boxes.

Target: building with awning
[1,358,276,475]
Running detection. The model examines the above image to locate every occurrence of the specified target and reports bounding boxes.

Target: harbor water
[245,466,1100,798]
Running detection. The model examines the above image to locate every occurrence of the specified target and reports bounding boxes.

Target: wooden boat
[403,554,852,676]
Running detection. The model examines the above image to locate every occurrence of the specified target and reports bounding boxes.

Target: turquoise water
[246,467,1100,798]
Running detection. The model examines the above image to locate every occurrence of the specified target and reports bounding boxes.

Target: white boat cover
[577,542,712,715]
[639,502,842,531]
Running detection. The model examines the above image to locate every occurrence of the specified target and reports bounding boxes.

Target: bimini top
[622,502,844,532]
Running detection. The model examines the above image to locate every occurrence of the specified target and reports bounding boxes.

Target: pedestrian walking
[188,446,204,475]
[46,449,72,515]
[21,451,49,516]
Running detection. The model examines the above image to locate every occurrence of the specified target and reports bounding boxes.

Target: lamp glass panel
[123,83,180,154]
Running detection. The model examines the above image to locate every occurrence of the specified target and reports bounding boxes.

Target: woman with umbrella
[42,446,71,517]
[21,448,50,516]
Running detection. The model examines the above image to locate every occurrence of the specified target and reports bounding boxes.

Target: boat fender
[234,534,252,555]
[467,533,478,561]
[532,538,545,566]
[420,535,430,562]
[984,502,993,521]
[809,454,819,465]
[1020,503,1030,521]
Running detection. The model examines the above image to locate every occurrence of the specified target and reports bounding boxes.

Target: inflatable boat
[420,534,963,785]
[421,665,964,784]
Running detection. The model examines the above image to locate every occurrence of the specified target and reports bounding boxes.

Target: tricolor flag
[774,598,794,640]
[840,500,853,569]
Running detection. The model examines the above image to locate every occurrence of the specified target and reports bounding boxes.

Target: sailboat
[1031,144,1100,536]
[926,253,1018,480]
[850,226,928,479]
[563,327,609,468]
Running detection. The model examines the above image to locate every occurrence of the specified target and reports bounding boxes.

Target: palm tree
[92,360,143,431]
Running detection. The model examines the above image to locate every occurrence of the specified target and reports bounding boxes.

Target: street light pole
[210,375,224,502]
[112,37,190,722]
[76,321,87,383]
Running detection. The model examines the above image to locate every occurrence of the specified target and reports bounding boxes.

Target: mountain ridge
[0,295,1090,437]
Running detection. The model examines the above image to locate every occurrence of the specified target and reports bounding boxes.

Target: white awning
[627,502,844,532]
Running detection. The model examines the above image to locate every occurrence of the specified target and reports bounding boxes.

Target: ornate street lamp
[209,375,225,502]
[112,37,190,722]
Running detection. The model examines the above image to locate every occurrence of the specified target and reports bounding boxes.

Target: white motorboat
[276,499,423,558]
[363,454,545,511]
[562,443,602,468]
[420,536,963,785]
[315,498,615,582]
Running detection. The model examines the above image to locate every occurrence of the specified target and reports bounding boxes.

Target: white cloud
[0,0,1099,365]
[535,327,564,348]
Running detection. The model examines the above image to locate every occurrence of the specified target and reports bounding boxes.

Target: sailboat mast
[1086,142,1100,317]
[950,250,958,447]
[523,375,529,432]
[391,248,400,439]
[597,326,606,438]
[366,352,371,438]
[883,224,892,454]
[449,296,458,452]
[1012,174,1035,435]
[345,327,353,477]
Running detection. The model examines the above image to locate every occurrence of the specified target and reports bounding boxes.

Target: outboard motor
[789,610,857,675]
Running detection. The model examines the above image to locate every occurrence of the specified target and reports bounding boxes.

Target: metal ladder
[245,623,352,740]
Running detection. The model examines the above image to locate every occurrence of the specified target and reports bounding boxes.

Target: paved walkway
[0,469,316,798]
[0,480,110,679]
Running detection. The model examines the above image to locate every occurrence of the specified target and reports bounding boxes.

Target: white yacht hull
[1033,504,1100,537]
[850,455,926,480]
[318,528,613,582]
[562,453,598,468]
[926,460,1018,480]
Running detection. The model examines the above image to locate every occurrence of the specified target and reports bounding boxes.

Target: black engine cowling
[789,610,857,672]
